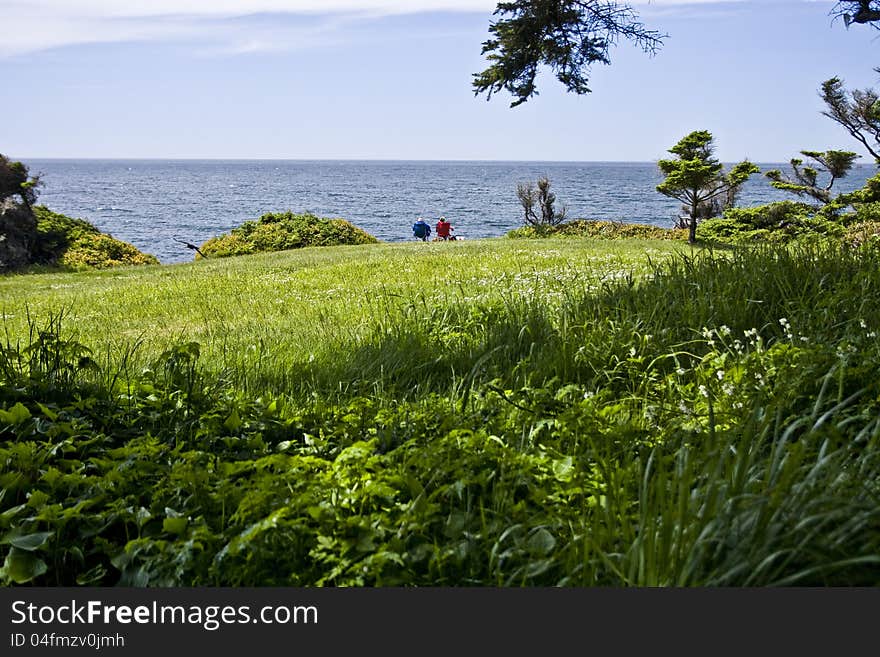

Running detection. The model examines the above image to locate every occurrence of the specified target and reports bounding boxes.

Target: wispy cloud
[0,0,789,57]
[0,1,478,56]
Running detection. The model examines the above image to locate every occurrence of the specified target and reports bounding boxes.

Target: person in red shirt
[435,216,454,240]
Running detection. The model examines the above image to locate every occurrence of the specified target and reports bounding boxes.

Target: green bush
[60,233,159,269]
[698,201,843,244]
[505,206,853,247]
[31,206,158,269]
[199,211,379,258]
[508,219,686,240]
[719,200,815,229]
[849,201,880,224]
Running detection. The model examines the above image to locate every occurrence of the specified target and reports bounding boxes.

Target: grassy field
[0,237,687,394]
[1,236,879,587]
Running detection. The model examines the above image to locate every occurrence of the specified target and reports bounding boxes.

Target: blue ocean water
[24,159,878,264]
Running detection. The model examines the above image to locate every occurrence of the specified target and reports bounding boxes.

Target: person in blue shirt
[412,217,431,241]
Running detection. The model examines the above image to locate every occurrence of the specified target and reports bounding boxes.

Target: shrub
[199,211,379,258]
[60,233,159,269]
[507,219,686,240]
[29,206,158,269]
[849,201,880,224]
[698,201,843,244]
[720,200,815,230]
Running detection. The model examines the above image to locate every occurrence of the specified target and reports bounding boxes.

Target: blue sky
[2,0,878,162]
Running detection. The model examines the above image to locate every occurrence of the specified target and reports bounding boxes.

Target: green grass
[2,236,879,587]
[0,237,688,394]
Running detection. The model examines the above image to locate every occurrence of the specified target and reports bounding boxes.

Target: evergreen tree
[656,131,759,244]
[765,150,860,205]
[473,0,664,107]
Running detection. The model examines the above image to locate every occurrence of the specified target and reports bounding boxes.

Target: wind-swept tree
[473,0,665,107]
[820,77,880,164]
[0,154,41,209]
[516,176,567,226]
[765,150,860,205]
[656,131,759,244]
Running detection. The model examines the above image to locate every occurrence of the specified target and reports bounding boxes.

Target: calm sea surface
[24,159,878,264]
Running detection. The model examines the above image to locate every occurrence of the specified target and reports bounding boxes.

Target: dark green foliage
[472,0,664,107]
[656,131,760,243]
[0,154,41,208]
[199,211,379,259]
[832,1,880,29]
[4,246,880,586]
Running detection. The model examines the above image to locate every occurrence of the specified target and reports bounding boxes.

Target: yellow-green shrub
[59,233,159,269]
[199,211,379,258]
[31,205,158,269]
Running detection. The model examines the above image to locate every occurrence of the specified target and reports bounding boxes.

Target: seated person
[412,217,431,241]
[435,216,454,240]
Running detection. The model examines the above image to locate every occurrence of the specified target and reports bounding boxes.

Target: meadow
[1,236,879,586]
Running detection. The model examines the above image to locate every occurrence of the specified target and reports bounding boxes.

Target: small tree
[656,131,759,244]
[516,176,567,226]
[765,150,860,205]
[820,77,880,164]
[0,154,42,209]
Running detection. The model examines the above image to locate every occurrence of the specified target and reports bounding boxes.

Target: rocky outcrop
[0,200,36,272]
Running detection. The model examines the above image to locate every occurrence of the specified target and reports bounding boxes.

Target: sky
[1,0,879,162]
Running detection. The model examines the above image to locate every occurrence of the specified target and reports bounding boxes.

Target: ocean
[24,159,878,265]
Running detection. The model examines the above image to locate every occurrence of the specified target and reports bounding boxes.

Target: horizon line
[16,156,856,165]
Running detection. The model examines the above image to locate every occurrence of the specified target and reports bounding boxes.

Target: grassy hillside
[2,237,879,587]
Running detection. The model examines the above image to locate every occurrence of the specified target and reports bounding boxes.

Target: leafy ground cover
[1,237,879,586]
